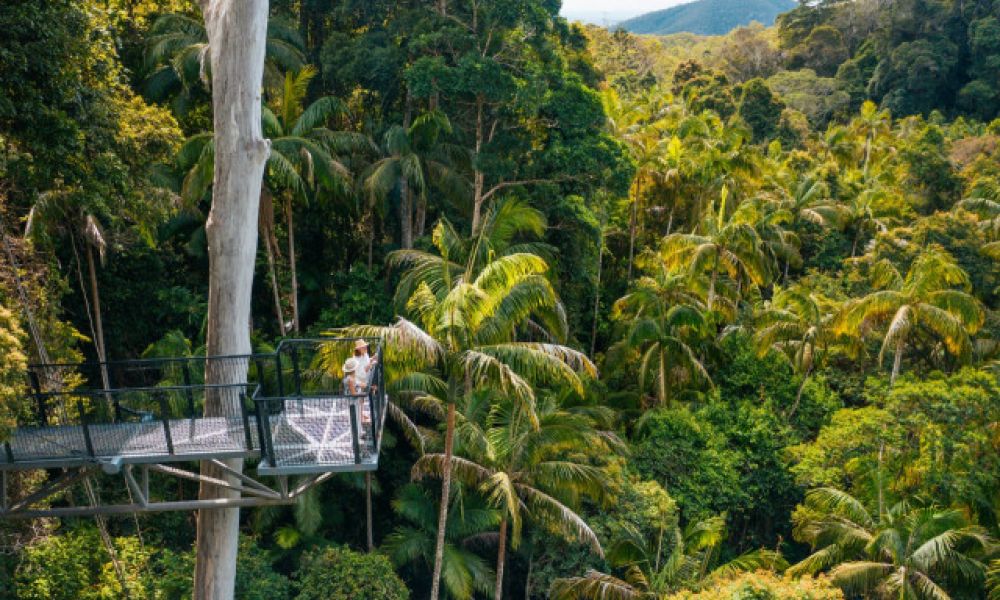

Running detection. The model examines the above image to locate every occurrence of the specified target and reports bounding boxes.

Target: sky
[559,0,691,24]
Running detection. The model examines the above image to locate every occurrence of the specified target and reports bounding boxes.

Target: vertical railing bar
[158,392,174,455]
[252,357,264,395]
[240,391,253,450]
[182,362,195,417]
[29,372,47,426]
[290,345,302,397]
[259,399,275,466]
[254,398,268,463]
[349,402,362,464]
[368,388,377,451]
[2,469,8,511]
[77,398,95,458]
[275,352,285,397]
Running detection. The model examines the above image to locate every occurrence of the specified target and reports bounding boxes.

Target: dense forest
[1,0,999,598]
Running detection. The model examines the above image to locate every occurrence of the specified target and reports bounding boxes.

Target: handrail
[33,382,261,398]
[26,337,383,371]
[10,338,388,472]
[28,352,276,370]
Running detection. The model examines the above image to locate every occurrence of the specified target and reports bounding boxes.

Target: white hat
[354,339,369,351]
[343,357,358,374]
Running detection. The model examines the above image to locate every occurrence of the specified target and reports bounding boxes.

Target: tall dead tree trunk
[83,242,110,390]
[194,2,270,599]
[590,227,604,357]
[470,94,486,235]
[260,188,287,336]
[399,90,414,249]
[284,197,300,332]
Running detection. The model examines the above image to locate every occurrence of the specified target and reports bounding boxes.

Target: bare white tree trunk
[194,1,270,599]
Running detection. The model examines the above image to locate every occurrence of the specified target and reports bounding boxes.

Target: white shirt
[355,352,372,384]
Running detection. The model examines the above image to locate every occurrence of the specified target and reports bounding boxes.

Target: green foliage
[0,304,27,441]
[790,369,1000,526]
[5,2,1000,600]
[14,527,154,600]
[778,0,1000,120]
[383,484,497,600]
[786,26,849,77]
[666,570,843,599]
[767,70,850,127]
[789,488,994,599]
[145,536,292,600]
[739,79,786,143]
[316,264,393,330]
[632,408,744,523]
[295,546,409,600]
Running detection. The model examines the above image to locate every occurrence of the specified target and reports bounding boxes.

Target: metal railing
[2,383,258,467]
[254,339,386,470]
[7,338,387,473]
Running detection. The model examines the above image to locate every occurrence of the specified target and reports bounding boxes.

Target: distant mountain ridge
[618,0,797,36]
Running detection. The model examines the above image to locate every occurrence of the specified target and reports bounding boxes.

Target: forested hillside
[1,1,999,599]
[619,0,796,36]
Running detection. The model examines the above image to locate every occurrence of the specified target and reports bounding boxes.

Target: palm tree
[956,189,1000,240]
[789,488,993,599]
[177,68,356,333]
[338,201,595,600]
[24,189,111,388]
[834,248,984,385]
[143,13,305,115]
[611,301,714,407]
[766,174,844,278]
[551,516,786,599]
[845,185,895,257]
[660,187,771,312]
[602,88,665,283]
[364,110,465,249]
[988,559,1000,600]
[414,394,617,599]
[851,101,892,178]
[754,285,836,416]
[265,66,356,332]
[383,484,497,600]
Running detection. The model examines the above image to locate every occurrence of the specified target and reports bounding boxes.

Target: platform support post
[349,402,362,464]
[2,469,8,511]
[3,441,13,464]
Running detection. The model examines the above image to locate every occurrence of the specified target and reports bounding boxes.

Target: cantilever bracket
[0,461,331,519]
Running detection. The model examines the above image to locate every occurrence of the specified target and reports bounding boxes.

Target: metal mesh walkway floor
[1,339,388,518]
[2,401,381,474]
[4,416,251,467]
[3,339,386,476]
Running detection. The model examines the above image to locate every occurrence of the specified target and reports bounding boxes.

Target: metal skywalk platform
[1,339,387,518]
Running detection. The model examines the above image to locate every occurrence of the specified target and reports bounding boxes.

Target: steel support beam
[146,463,282,500]
[208,459,280,497]
[2,497,298,519]
[6,468,92,513]
[123,465,148,507]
